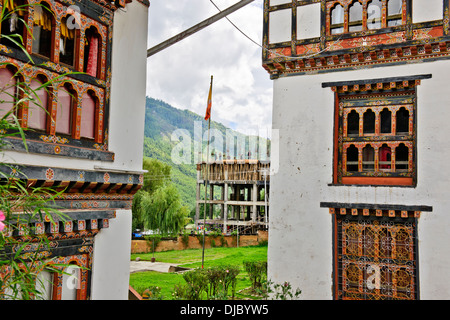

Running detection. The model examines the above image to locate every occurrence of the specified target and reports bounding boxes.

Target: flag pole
[202,75,213,269]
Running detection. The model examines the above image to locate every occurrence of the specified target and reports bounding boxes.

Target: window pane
[84,28,100,77]
[59,17,75,66]
[363,109,375,134]
[347,110,360,136]
[32,5,53,58]
[380,108,392,133]
[28,78,48,130]
[349,2,363,32]
[56,86,72,135]
[387,0,402,26]
[346,145,359,172]
[61,266,79,300]
[368,0,382,29]
[81,92,95,139]
[331,4,344,34]
[35,270,53,300]
[396,107,409,134]
[0,68,17,120]
[362,145,374,171]
[395,143,409,171]
[0,0,27,49]
[379,144,392,170]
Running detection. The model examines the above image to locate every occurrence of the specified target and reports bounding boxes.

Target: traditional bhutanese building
[263,0,450,299]
[0,0,148,299]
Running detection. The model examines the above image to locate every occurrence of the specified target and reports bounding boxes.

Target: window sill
[328,176,415,188]
[3,136,114,161]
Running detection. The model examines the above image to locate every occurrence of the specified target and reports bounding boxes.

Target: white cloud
[146,0,273,138]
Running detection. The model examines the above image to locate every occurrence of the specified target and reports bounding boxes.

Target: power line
[208,0,344,61]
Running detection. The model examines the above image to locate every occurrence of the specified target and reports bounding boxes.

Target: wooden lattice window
[327,0,405,35]
[323,75,432,186]
[333,208,419,300]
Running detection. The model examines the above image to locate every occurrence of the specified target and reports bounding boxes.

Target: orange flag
[205,76,213,121]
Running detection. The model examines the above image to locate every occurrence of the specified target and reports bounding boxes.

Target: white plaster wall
[297,4,321,40]
[90,210,132,300]
[269,60,450,299]
[413,0,443,23]
[89,1,148,300]
[107,1,148,173]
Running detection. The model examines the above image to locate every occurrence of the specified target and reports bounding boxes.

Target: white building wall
[269,60,450,299]
[90,210,132,300]
[89,0,148,300]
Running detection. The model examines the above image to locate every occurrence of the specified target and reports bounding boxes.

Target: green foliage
[179,268,208,300]
[174,265,240,300]
[141,286,164,300]
[205,265,240,299]
[132,157,190,235]
[243,260,267,292]
[258,279,302,300]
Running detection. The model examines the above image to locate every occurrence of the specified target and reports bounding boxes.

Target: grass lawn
[129,244,267,300]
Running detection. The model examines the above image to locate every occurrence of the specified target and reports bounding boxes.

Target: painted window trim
[324,74,431,187]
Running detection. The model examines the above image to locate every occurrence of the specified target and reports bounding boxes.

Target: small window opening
[346,145,359,172]
[379,144,392,170]
[347,110,360,136]
[59,16,75,67]
[395,143,409,171]
[362,144,375,171]
[28,76,48,130]
[387,0,402,27]
[0,0,27,48]
[380,108,392,134]
[84,26,100,77]
[32,3,53,59]
[349,1,363,32]
[367,0,382,30]
[331,4,344,34]
[396,107,409,135]
[363,109,375,134]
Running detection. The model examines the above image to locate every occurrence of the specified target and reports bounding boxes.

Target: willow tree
[132,157,190,235]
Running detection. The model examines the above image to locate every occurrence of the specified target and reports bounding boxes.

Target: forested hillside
[142,97,269,213]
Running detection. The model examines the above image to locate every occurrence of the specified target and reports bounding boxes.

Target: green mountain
[142,97,269,212]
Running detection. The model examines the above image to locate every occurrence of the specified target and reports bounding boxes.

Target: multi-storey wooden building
[263,0,450,299]
[0,0,148,299]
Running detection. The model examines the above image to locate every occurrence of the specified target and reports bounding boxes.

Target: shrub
[243,260,267,292]
[174,265,240,300]
[206,265,240,299]
[181,268,208,300]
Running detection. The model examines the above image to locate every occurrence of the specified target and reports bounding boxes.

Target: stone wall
[131,230,268,254]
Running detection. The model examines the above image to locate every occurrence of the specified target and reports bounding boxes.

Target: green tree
[132,157,190,235]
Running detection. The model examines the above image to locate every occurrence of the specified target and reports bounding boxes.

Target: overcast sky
[146,0,273,138]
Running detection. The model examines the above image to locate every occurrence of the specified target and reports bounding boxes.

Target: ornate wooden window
[320,202,430,300]
[335,212,418,300]
[324,74,431,186]
[0,0,112,160]
[327,0,406,35]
